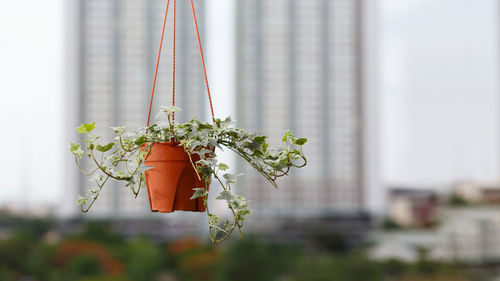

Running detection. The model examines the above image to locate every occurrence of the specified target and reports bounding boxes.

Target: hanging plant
[70,106,307,242]
[69,0,307,242]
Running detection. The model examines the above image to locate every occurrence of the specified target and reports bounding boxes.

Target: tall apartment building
[235,0,379,219]
[63,0,380,223]
[64,0,209,219]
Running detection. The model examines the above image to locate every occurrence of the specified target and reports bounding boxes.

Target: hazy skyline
[0,0,499,207]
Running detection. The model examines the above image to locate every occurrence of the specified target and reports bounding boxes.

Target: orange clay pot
[143,142,208,213]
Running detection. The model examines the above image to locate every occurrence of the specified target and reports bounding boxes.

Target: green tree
[217,236,301,281]
[69,254,104,279]
[71,221,126,249]
[0,234,37,275]
[79,274,132,281]
[125,237,163,281]
[290,253,383,281]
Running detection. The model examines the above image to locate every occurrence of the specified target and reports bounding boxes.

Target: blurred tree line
[0,212,482,281]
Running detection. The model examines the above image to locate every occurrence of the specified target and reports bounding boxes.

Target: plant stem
[81,175,110,213]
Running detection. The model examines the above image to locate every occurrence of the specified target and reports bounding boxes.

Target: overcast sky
[381,0,499,188]
[0,0,63,207]
[0,0,498,207]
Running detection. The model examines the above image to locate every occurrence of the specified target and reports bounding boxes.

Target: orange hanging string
[148,0,215,127]
[146,0,171,127]
[171,0,177,123]
[190,0,215,123]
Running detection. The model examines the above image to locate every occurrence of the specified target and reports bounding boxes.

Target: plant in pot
[69,0,307,242]
[70,106,307,242]
[70,107,307,242]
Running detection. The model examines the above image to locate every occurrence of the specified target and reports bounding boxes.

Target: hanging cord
[147,0,215,126]
[171,0,177,122]
[190,0,215,123]
[146,0,171,127]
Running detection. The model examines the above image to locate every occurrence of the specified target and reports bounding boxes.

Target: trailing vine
[70,106,307,242]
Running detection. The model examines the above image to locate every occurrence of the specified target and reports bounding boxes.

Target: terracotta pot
[143,142,208,213]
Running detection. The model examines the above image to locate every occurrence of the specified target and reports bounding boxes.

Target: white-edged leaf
[190,188,207,200]
[69,142,83,158]
[216,190,233,201]
[77,122,96,134]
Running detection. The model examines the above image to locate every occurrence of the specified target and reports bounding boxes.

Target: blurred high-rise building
[63,0,380,224]
[235,0,379,219]
[64,0,209,219]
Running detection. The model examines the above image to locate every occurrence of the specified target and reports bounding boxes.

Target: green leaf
[239,208,251,217]
[282,131,293,142]
[200,166,213,176]
[197,122,213,130]
[252,150,264,157]
[254,136,267,143]
[293,138,308,145]
[262,142,268,152]
[216,190,233,201]
[96,142,115,152]
[134,136,147,146]
[160,105,182,113]
[111,126,124,133]
[218,163,229,171]
[208,214,219,227]
[77,195,88,205]
[168,105,182,113]
[191,188,206,200]
[69,141,80,151]
[222,220,234,231]
[138,150,149,159]
[223,173,242,184]
[125,178,135,189]
[69,142,83,158]
[77,122,96,134]
[85,189,99,197]
[159,105,182,119]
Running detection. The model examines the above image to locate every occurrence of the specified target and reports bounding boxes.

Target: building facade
[235,0,378,219]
